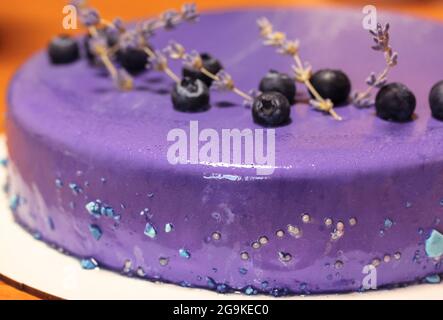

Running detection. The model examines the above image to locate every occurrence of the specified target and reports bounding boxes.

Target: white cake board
[0,137,442,300]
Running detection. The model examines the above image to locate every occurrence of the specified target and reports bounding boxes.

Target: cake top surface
[8,7,443,178]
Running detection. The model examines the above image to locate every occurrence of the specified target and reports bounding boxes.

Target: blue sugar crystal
[216,284,230,293]
[47,217,55,230]
[85,201,101,217]
[426,274,441,284]
[239,267,248,275]
[69,183,82,195]
[101,205,116,218]
[144,222,157,239]
[261,281,269,289]
[89,224,102,240]
[425,229,443,258]
[55,179,63,188]
[33,232,42,240]
[384,218,393,229]
[165,223,174,233]
[206,277,216,289]
[9,194,19,211]
[244,286,257,295]
[81,258,98,270]
[0,158,8,167]
[179,248,191,259]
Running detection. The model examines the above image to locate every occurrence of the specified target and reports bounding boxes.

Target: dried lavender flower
[353,22,399,108]
[162,10,180,30]
[211,70,235,91]
[181,3,199,22]
[80,8,100,27]
[149,51,169,72]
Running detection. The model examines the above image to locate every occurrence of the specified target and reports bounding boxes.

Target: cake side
[6,8,443,295]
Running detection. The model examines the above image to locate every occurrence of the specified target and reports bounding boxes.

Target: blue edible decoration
[85,200,101,217]
[239,267,248,275]
[69,183,82,195]
[384,218,393,229]
[425,274,441,284]
[165,223,174,233]
[425,229,443,258]
[81,258,98,270]
[244,286,257,295]
[89,224,103,240]
[55,178,63,188]
[9,194,20,211]
[144,222,157,239]
[179,248,191,259]
[85,200,120,220]
[0,158,8,167]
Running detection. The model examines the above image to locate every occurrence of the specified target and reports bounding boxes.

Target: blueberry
[376,83,416,122]
[259,70,296,104]
[182,53,223,87]
[252,92,291,127]
[172,78,210,112]
[48,34,79,64]
[310,69,351,105]
[429,80,443,121]
[118,48,149,74]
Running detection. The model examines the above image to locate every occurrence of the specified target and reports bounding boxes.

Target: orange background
[1,0,443,300]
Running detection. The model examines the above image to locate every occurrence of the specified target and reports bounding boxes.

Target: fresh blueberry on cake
[6,1,443,297]
[48,34,80,64]
[375,82,416,122]
[252,92,291,126]
[310,69,351,105]
[259,70,296,105]
[429,80,443,120]
[172,77,210,112]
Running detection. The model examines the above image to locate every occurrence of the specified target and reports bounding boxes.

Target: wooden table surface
[1,0,443,300]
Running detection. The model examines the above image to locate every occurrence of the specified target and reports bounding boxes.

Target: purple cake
[6,7,443,296]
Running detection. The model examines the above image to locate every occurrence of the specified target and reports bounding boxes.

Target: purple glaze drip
[6,8,443,295]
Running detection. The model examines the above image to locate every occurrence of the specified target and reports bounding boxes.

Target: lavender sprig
[353,23,398,108]
[257,18,342,121]
[164,41,253,104]
[135,3,199,41]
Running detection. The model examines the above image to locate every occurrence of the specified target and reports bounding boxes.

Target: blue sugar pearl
[9,194,20,211]
[426,274,441,284]
[81,258,98,270]
[144,222,157,239]
[239,267,248,275]
[425,229,443,258]
[89,224,103,241]
[179,248,191,259]
[165,223,174,233]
